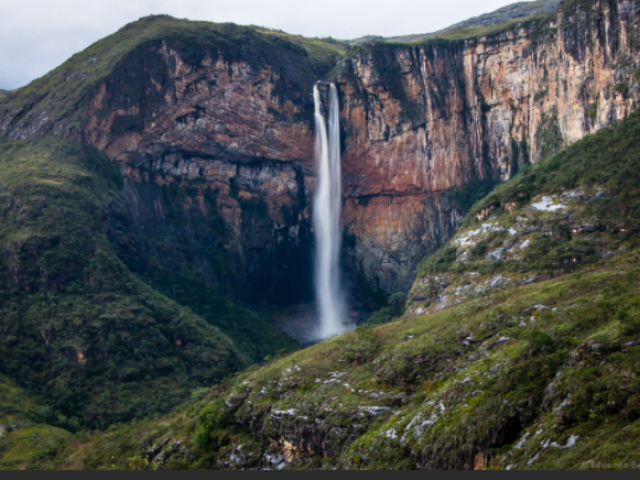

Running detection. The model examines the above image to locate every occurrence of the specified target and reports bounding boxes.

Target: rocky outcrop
[1,0,639,299]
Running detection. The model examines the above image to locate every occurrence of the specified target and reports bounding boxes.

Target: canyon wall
[338,0,640,291]
[1,0,639,301]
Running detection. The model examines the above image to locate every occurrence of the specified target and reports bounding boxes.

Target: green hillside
[411,112,640,314]
[41,93,640,471]
[349,0,560,44]
[0,140,295,430]
[0,376,74,470]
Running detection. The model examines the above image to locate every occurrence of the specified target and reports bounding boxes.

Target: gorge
[0,0,640,470]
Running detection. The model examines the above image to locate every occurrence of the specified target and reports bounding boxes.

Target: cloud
[0,0,525,90]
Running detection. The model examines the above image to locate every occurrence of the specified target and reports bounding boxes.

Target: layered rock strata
[337,0,640,290]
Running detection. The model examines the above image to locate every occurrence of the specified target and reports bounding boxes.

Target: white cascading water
[313,83,346,339]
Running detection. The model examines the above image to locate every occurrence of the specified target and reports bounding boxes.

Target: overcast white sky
[1,0,529,90]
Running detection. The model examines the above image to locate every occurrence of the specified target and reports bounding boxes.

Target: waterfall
[313,83,346,339]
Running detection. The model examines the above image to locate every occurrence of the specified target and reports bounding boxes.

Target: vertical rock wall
[338,0,640,291]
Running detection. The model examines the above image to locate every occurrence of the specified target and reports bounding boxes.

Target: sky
[1,0,529,90]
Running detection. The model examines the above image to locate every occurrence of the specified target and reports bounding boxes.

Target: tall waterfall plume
[313,83,346,339]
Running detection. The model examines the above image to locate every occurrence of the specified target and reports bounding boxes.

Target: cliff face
[89,42,319,305]
[1,0,639,300]
[335,0,640,291]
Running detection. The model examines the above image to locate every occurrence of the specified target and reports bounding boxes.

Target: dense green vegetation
[145,271,298,364]
[0,140,294,431]
[0,376,73,470]
[107,181,299,363]
[363,292,408,326]
[42,253,640,470]
[446,178,500,214]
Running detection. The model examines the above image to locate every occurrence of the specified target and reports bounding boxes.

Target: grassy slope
[390,0,559,43]
[0,376,73,470]
[415,111,640,292]
[47,261,640,470]
[44,88,640,472]
[348,0,559,45]
[0,140,255,430]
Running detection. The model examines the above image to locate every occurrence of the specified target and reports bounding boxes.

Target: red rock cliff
[338,0,639,291]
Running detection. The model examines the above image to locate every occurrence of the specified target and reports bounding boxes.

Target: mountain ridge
[349,0,561,44]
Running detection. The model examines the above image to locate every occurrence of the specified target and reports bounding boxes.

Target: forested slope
[0,140,295,431]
